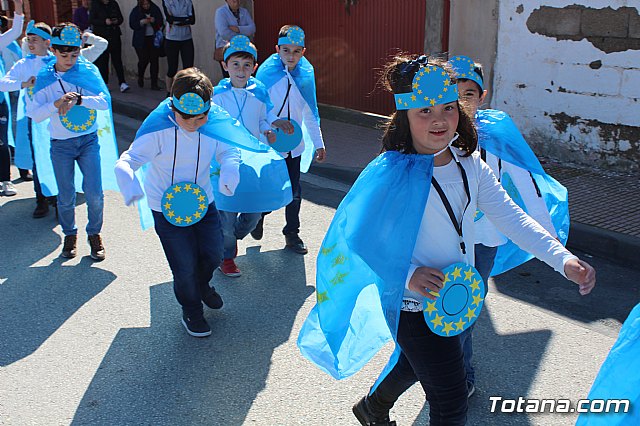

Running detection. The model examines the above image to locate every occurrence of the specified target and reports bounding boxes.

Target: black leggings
[165,38,194,78]
[0,100,10,181]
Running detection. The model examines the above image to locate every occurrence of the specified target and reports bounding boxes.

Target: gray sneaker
[2,181,16,196]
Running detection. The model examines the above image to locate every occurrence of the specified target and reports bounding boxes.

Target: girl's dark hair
[170,67,213,118]
[379,54,477,156]
[51,23,81,52]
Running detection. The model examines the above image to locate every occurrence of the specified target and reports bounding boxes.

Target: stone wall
[492,1,639,171]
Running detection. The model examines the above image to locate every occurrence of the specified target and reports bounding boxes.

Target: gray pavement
[0,91,638,425]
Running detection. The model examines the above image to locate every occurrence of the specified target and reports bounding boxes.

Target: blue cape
[256,54,319,173]
[0,57,14,148]
[213,77,274,113]
[30,56,118,197]
[297,151,434,379]
[476,109,570,276]
[133,99,271,229]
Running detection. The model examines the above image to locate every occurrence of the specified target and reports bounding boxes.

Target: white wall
[492,0,639,171]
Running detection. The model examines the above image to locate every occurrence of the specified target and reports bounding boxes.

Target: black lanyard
[480,148,501,182]
[171,126,201,185]
[57,79,82,96]
[431,155,471,255]
[277,80,292,120]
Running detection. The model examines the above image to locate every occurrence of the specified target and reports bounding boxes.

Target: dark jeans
[459,243,498,385]
[27,118,43,198]
[135,35,160,85]
[165,38,194,78]
[95,35,126,85]
[368,311,468,426]
[283,154,302,235]
[152,205,224,318]
[0,100,9,181]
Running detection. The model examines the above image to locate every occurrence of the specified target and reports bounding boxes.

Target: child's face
[27,34,50,56]
[276,44,305,71]
[52,48,80,72]
[407,101,459,155]
[222,55,256,88]
[174,110,209,133]
[457,79,486,117]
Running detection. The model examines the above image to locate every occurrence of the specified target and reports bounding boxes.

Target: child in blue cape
[212,35,293,277]
[115,67,269,338]
[449,54,570,397]
[296,55,596,426]
[254,25,326,254]
[27,23,115,261]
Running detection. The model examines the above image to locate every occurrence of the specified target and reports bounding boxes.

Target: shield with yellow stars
[423,262,485,337]
[161,182,208,227]
[60,105,97,133]
[271,119,302,153]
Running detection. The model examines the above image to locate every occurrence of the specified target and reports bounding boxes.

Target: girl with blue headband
[296,55,596,425]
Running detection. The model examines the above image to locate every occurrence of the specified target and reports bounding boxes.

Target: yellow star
[163,202,171,210]
[430,314,444,328]
[443,87,448,92]
[417,89,422,94]
[425,67,431,73]
[193,211,202,219]
[412,82,418,89]
[175,217,183,224]
[423,96,429,101]
[317,290,329,303]
[199,203,206,210]
[442,272,450,285]
[166,193,174,200]
[198,195,205,202]
[173,185,182,192]
[184,216,192,224]
[193,187,201,195]
[424,301,437,315]
[321,244,336,256]
[438,94,443,99]
[411,94,416,101]
[470,278,481,293]
[464,268,475,281]
[397,98,402,104]
[451,267,462,280]
[330,272,349,285]
[465,307,477,321]
[441,71,446,76]
[442,321,455,336]
[332,254,347,267]
[455,318,466,331]
[184,183,192,191]
[472,293,483,307]
[73,125,80,131]
[167,210,175,218]
[444,79,450,86]
[62,117,70,123]
[430,99,436,106]
[80,124,87,130]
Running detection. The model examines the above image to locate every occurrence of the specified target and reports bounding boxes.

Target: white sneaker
[2,180,17,196]
[119,82,130,93]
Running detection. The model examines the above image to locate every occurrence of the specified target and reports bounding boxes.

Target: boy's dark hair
[170,67,213,117]
[457,62,484,94]
[222,43,257,65]
[379,54,477,156]
[51,23,81,52]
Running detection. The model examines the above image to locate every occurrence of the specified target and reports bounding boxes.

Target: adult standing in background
[73,0,90,32]
[162,0,194,96]
[90,0,130,92]
[214,0,255,78]
[129,0,163,90]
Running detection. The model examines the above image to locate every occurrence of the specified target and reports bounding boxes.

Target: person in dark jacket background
[90,0,130,92]
[129,0,163,90]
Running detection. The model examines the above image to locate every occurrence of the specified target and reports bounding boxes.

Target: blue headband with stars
[51,25,82,47]
[224,34,257,61]
[172,92,210,115]
[394,63,458,110]
[449,55,484,90]
[278,26,305,47]
[26,20,51,41]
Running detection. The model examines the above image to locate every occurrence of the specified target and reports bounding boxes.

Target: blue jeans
[219,210,262,259]
[368,311,468,426]
[152,205,223,318]
[50,132,103,236]
[459,243,498,385]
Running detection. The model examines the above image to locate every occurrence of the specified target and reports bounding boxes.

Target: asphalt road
[0,113,637,425]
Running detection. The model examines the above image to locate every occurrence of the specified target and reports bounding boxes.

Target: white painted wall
[492,0,639,170]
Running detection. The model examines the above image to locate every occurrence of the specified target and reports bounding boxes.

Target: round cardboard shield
[161,182,208,227]
[60,105,97,133]
[270,119,302,153]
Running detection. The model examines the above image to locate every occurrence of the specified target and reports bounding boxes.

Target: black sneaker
[285,233,308,254]
[33,196,50,218]
[352,397,396,426]
[181,314,211,337]
[61,235,77,258]
[88,234,106,261]
[19,169,33,181]
[202,288,224,309]
[250,216,264,240]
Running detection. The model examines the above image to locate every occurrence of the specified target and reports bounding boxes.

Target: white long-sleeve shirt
[213,87,277,140]
[21,33,108,63]
[114,126,240,211]
[267,72,324,158]
[403,150,577,308]
[0,13,23,51]
[475,150,556,247]
[27,75,109,139]
[0,54,48,94]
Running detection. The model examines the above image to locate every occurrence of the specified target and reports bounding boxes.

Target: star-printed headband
[26,20,51,41]
[278,26,305,47]
[224,34,257,61]
[172,92,210,115]
[394,57,459,110]
[449,55,484,90]
[51,25,82,47]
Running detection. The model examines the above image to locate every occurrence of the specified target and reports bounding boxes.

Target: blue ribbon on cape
[30,56,118,197]
[256,54,319,173]
[476,109,570,276]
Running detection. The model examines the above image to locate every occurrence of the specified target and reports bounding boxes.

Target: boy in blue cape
[27,23,116,261]
[212,34,294,277]
[254,25,326,254]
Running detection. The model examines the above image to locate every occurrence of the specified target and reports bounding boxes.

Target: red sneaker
[220,258,241,277]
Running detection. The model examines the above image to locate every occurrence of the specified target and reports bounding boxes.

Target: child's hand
[55,93,79,115]
[315,147,326,163]
[219,165,240,196]
[272,119,293,134]
[564,258,596,295]
[264,129,276,144]
[21,76,35,88]
[409,267,445,301]
[13,0,23,14]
